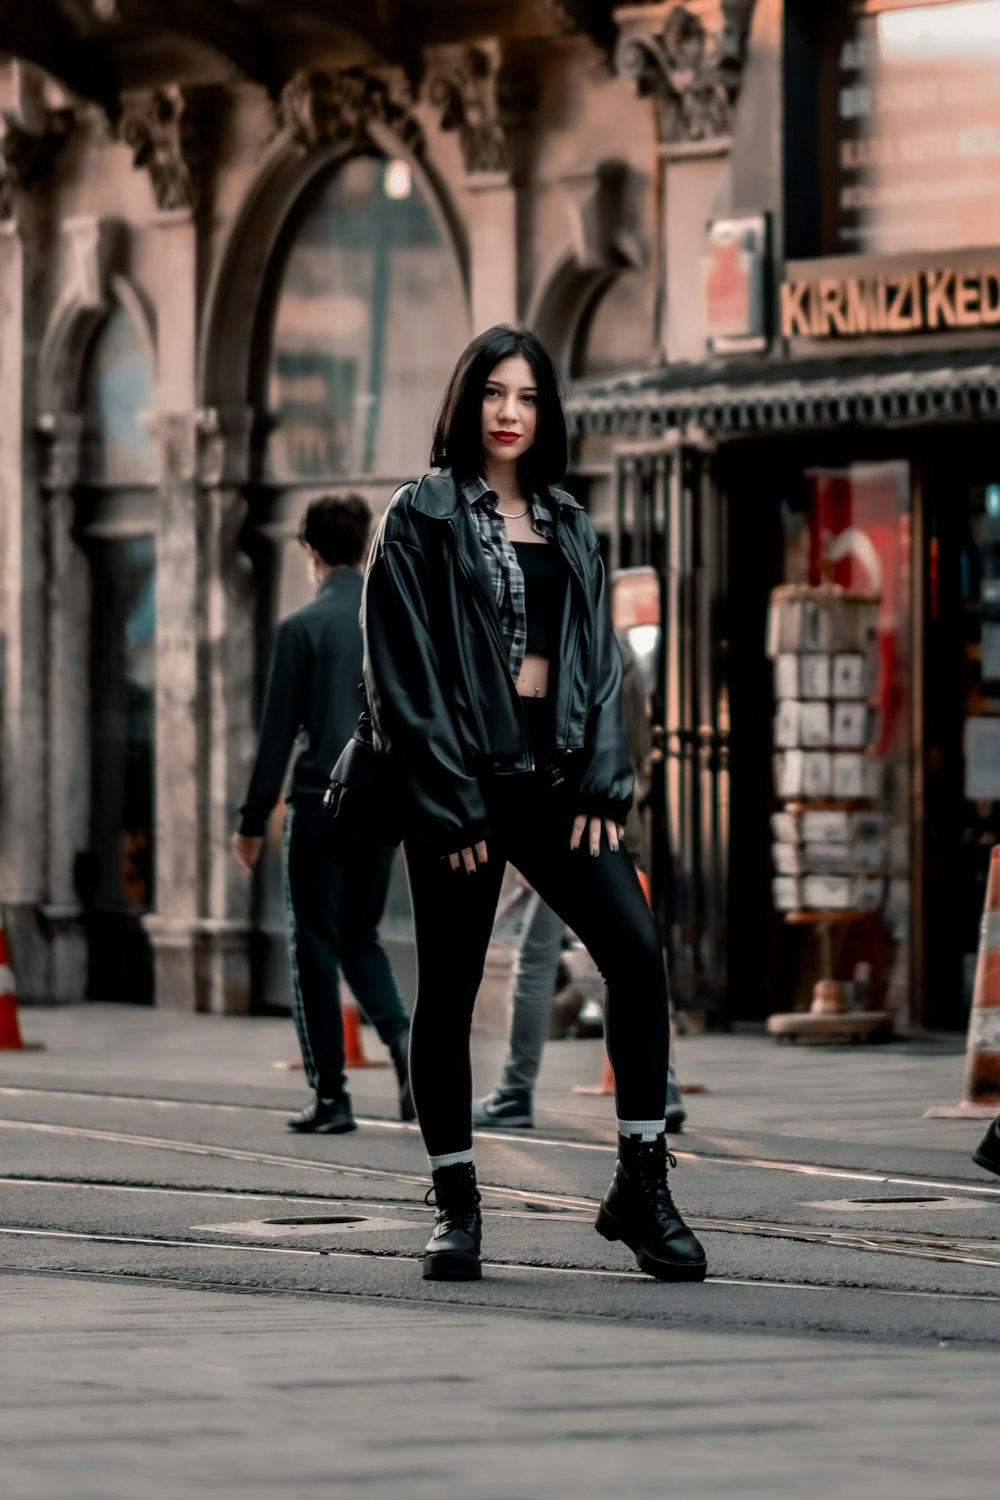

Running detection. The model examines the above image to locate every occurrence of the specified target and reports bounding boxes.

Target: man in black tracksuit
[232,494,413,1134]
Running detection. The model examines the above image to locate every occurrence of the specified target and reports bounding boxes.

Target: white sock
[428,1148,475,1170]
[617,1118,666,1142]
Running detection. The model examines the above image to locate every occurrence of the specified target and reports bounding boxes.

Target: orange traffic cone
[274,995,389,1071]
[926,845,1000,1119]
[0,911,42,1051]
[573,1050,615,1097]
[342,997,387,1069]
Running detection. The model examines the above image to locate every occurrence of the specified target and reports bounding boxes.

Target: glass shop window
[772,461,914,1026]
[787,0,1000,257]
[266,154,467,481]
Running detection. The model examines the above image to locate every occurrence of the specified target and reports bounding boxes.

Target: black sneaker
[972,1117,1000,1177]
[472,1090,533,1129]
[287,1094,356,1134]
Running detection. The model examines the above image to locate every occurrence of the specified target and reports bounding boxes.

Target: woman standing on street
[357,325,706,1283]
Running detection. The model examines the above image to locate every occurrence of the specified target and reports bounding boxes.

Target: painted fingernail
[590,849,599,858]
[609,843,619,852]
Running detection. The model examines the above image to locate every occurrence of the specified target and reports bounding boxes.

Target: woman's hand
[447,840,489,874]
[570,815,625,856]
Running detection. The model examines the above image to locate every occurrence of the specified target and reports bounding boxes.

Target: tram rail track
[3,1091,1000,1201]
[3,1131,1000,1273]
[3,1221,1000,1304]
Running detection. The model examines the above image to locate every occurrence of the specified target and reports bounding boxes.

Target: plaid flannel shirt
[459,474,555,686]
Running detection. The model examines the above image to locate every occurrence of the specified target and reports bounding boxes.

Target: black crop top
[512,540,567,657]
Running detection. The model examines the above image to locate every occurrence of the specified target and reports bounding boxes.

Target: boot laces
[634,1141,678,1210]
[424,1184,480,1215]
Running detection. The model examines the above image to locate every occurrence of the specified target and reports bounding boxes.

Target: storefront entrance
[718,427,1000,1034]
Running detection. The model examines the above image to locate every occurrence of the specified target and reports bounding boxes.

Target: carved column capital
[36,413,84,496]
[427,41,538,178]
[278,68,424,157]
[0,111,72,225]
[614,2,756,147]
[120,85,221,214]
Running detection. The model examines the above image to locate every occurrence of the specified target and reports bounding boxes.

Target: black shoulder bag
[324,700,406,848]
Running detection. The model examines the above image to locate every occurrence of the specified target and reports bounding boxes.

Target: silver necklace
[496,501,530,519]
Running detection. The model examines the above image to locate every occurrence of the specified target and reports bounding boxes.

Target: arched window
[266,154,467,480]
[79,304,157,486]
[76,303,157,1001]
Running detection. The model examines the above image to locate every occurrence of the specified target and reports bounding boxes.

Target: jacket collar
[410,469,583,520]
[316,568,361,597]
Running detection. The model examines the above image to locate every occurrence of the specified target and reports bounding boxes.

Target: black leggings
[404,742,670,1156]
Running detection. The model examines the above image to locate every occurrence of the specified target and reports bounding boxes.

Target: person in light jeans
[474,642,686,1133]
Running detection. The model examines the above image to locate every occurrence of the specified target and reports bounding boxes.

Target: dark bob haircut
[430,324,568,491]
[297,492,372,567]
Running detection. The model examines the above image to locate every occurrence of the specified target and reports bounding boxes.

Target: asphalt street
[2,1005,999,1499]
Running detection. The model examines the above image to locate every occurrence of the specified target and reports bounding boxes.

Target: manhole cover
[806,1196,984,1213]
[850,1197,943,1205]
[262,1216,367,1227]
[193,1211,418,1239]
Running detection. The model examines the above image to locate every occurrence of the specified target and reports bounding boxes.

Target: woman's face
[480,354,538,472]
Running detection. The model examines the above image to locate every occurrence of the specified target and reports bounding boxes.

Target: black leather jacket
[361,470,632,853]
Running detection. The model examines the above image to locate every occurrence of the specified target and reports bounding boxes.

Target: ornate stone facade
[0,111,71,222]
[278,68,424,157]
[427,43,537,177]
[0,2,697,1010]
[120,85,220,214]
[615,1,758,146]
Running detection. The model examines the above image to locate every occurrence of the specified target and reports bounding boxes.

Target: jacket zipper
[449,519,534,772]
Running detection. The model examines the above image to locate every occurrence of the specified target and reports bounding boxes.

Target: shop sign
[702,214,769,353]
[781,265,1000,340]
[798,5,1000,258]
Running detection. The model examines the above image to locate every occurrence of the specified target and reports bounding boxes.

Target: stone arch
[528,251,620,377]
[38,249,157,422]
[35,228,160,1005]
[199,112,470,417]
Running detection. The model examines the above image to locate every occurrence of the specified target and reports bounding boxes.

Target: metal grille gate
[613,441,730,1019]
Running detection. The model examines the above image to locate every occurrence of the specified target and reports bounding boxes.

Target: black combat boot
[390,1034,417,1122]
[596,1134,707,1282]
[423,1161,482,1281]
[972,1117,1000,1177]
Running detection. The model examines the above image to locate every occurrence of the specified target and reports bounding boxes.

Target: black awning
[567,348,1000,438]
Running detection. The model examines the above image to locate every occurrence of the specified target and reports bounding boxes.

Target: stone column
[429,41,537,326]
[198,406,258,1015]
[36,413,89,997]
[463,173,519,330]
[0,94,65,997]
[141,209,203,1009]
[615,1,757,361]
